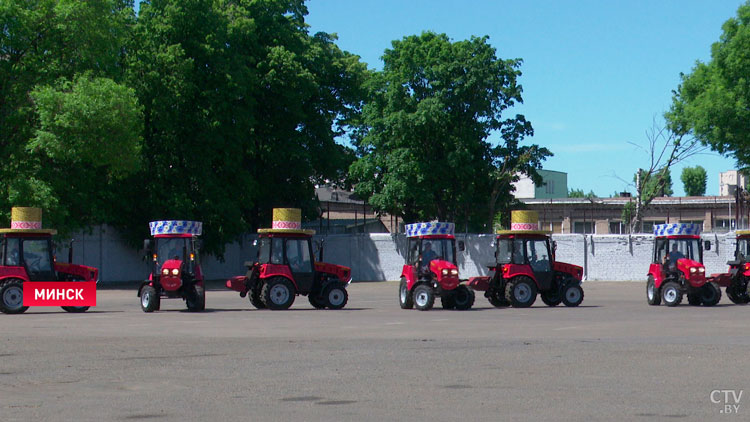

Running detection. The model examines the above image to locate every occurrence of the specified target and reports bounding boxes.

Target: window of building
[609,221,623,234]
[545,180,555,194]
[714,219,733,233]
[640,221,665,234]
[573,221,594,234]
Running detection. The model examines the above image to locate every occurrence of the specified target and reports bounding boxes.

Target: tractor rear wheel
[699,282,721,307]
[413,284,435,311]
[323,282,348,310]
[661,282,682,307]
[399,278,413,309]
[262,277,296,310]
[486,287,509,307]
[453,285,474,310]
[186,285,205,312]
[646,276,661,306]
[441,293,456,309]
[505,276,537,308]
[541,287,562,307]
[726,283,750,304]
[0,279,28,314]
[140,285,160,313]
[61,306,90,313]
[562,285,584,307]
[249,282,266,309]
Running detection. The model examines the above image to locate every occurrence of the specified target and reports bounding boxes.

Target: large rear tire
[61,306,90,313]
[399,278,413,309]
[505,276,537,308]
[453,285,474,310]
[140,285,160,313]
[261,277,296,310]
[699,282,721,307]
[646,276,661,306]
[413,284,435,311]
[661,282,682,307]
[726,283,750,304]
[541,287,563,307]
[0,279,28,314]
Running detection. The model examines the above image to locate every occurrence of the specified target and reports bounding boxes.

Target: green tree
[350,32,550,231]
[568,188,596,198]
[638,168,673,198]
[121,0,367,254]
[667,2,750,166]
[0,0,139,233]
[681,166,707,196]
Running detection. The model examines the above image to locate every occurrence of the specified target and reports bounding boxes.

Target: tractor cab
[398,222,474,311]
[646,223,719,307]
[226,208,351,310]
[494,233,557,291]
[0,207,98,314]
[138,220,205,312]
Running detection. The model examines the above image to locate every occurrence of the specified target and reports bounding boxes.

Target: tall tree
[681,166,707,196]
[0,0,140,233]
[121,0,367,254]
[350,32,550,231]
[667,1,750,167]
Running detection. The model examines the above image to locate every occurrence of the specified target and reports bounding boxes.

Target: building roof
[521,195,734,207]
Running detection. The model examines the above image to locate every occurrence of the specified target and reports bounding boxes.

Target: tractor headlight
[690,267,697,274]
[698,267,705,273]
[162,268,169,275]
[442,269,448,275]
[450,269,458,276]
[171,268,180,276]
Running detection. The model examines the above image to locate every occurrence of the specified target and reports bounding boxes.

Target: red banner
[23,282,97,307]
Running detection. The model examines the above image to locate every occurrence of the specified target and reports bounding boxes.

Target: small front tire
[186,284,205,312]
[140,285,160,313]
[562,284,584,307]
[646,276,661,306]
[413,284,435,311]
[323,282,348,310]
[661,282,682,307]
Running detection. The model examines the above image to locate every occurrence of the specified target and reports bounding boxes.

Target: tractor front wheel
[646,276,661,306]
[140,285,160,313]
[413,284,435,311]
[726,283,750,304]
[699,282,721,307]
[0,279,28,314]
[541,287,563,307]
[486,287,509,307]
[323,282,348,310]
[249,282,266,309]
[61,306,90,313]
[562,285,584,307]
[661,282,683,307]
[399,278,413,309]
[453,285,474,310]
[262,277,296,310]
[186,285,205,312]
[505,276,537,308]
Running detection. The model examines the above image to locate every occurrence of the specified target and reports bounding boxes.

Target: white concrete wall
[57,227,738,283]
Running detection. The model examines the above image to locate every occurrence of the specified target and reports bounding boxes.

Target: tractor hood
[430,259,459,290]
[159,259,184,291]
[314,262,352,284]
[676,257,706,287]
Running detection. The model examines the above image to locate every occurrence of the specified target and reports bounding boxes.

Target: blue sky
[305,0,745,196]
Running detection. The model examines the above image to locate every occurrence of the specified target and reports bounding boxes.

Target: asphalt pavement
[1,281,748,421]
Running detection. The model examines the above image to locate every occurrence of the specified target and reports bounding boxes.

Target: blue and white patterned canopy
[149,220,203,236]
[653,223,700,236]
[405,222,455,237]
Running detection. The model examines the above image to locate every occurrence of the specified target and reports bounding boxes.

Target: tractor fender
[0,267,29,284]
[401,265,417,291]
[502,264,536,285]
[136,281,153,297]
[258,264,297,290]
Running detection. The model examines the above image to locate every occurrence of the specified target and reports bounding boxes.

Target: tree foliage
[568,188,596,198]
[681,166,707,196]
[667,1,750,167]
[349,32,550,231]
[0,0,138,233]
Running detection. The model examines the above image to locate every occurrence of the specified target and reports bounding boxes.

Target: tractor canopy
[403,222,461,287]
[652,223,706,285]
[147,221,203,285]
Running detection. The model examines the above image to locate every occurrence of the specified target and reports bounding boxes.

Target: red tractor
[0,207,98,314]
[398,222,474,311]
[646,223,720,307]
[226,208,351,310]
[468,213,584,308]
[709,230,750,304]
[138,220,205,312]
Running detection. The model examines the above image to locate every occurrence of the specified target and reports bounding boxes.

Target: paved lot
[1,281,749,421]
